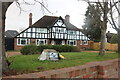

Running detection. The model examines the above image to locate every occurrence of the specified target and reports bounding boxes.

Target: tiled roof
[30,15,80,31]
[30,16,58,28]
[5,30,19,38]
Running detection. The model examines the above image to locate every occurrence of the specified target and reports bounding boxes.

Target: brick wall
[4,58,119,79]
[14,38,23,51]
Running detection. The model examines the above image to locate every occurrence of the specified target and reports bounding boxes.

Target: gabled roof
[5,30,19,38]
[30,16,58,28]
[63,20,80,31]
[30,15,80,31]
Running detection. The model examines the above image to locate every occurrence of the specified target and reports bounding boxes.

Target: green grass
[8,52,118,73]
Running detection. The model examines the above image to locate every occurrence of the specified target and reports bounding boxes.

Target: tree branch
[15,0,53,14]
[34,0,53,14]
[109,2,119,31]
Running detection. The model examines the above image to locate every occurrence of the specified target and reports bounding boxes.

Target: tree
[82,0,120,55]
[1,0,51,74]
[108,0,120,53]
[83,4,102,42]
[83,1,109,55]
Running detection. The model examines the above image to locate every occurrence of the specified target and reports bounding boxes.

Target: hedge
[20,45,39,55]
[20,45,81,55]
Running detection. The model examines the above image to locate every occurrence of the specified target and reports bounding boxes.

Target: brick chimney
[65,15,70,22]
[29,13,32,26]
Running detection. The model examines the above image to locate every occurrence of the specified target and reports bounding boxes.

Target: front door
[56,40,62,45]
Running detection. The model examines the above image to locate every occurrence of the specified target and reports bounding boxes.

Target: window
[67,40,76,46]
[68,30,75,35]
[36,28,47,33]
[51,40,54,45]
[84,40,88,45]
[80,41,82,45]
[62,40,65,45]
[36,39,47,46]
[17,38,30,46]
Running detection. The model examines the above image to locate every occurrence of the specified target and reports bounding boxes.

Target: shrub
[37,45,81,52]
[20,45,38,55]
[20,45,81,55]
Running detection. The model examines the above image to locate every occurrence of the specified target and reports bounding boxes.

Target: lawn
[8,52,118,74]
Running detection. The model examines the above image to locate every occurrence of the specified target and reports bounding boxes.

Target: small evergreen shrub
[20,45,38,55]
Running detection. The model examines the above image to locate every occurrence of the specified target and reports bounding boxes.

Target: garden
[6,45,118,76]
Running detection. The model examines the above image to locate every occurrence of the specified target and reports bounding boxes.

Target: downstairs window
[17,38,30,46]
[67,40,76,46]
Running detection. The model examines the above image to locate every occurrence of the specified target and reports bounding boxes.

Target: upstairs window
[36,28,47,33]
[68,30,77,35]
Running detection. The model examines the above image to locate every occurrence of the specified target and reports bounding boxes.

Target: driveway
[6,51,21,57]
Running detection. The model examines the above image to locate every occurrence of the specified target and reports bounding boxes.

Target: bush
[20,45,38,55]
[20,45,81,55]
[37,45,81,52]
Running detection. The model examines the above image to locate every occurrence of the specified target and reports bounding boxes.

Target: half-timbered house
[14,14,90,50]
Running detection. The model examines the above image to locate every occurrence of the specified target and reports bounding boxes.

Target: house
[14,13,90,50]
[5,30,19,50]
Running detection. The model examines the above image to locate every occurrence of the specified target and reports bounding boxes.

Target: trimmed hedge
[20,45,38,55]
[20,45,81,55]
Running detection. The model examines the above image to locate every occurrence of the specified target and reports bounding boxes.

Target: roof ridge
[43,15,59,18]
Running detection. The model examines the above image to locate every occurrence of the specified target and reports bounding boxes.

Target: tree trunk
[99,2,108,55]
[1,2,13,73]
[99,29,106,55]
[118,29,120,53]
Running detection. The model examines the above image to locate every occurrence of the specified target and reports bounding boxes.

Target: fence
[92,42,118,51]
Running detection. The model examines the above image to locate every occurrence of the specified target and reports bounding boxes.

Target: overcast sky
[5,0,117,33]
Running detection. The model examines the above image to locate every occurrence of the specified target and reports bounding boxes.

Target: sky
[5,0,117,33]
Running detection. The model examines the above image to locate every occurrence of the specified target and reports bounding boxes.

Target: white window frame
[80,40,83,45]
[36,39,47,46]
[67,40,76,46]
[17,38,30,46]
[62,40,65,45]
[51,40,54,45]
[84,40,88,45]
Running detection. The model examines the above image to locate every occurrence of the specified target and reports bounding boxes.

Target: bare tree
[81,0,109,55]
[108,0,120,53]
[81,0,120,55]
